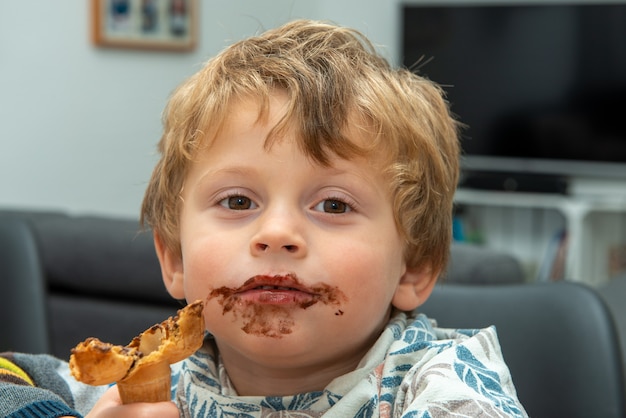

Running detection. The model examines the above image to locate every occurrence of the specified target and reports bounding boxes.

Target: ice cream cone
[69,300,204,404]
[117,359,171,404]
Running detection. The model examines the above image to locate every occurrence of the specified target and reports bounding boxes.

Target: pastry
[69,300,204,404]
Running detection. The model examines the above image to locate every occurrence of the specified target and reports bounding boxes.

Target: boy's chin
[211,302,346,340]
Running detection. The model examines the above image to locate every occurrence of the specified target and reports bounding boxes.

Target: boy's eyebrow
[195,164,353,182]
[192,166,259,186]
[189,161,376,191]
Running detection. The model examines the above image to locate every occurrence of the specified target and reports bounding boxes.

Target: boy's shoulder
[384,312,526,416]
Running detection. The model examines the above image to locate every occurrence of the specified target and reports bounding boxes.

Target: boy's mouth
[235,274,317,306]
[207,274,348,338]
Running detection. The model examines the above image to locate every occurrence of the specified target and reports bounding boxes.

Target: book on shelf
[536,229,568,282]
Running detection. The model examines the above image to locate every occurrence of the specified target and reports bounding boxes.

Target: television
[402,3,626,191]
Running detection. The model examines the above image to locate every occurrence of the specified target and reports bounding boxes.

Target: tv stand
[460,171,569,194]
[454,186,626,285]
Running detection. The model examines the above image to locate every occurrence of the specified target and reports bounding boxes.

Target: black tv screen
[402,3,626,179]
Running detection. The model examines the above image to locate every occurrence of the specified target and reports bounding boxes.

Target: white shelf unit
[454,188,626,286]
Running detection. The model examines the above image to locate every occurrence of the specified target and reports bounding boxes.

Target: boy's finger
[86,385,179,418]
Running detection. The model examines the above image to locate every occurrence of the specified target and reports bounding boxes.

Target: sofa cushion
[48,294,179,359]
[444,243,525,284]
[27,214,172,304]
[596,274,626,376]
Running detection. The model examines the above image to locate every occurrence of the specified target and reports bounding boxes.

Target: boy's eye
[314,199,351,214]
[220,195,256,210]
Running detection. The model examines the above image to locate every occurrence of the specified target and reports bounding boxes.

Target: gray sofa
[1,210,179,358]
[597,274,626,377]
[0,208,532,359]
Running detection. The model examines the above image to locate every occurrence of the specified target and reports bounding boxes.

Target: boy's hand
[84,385,179,418]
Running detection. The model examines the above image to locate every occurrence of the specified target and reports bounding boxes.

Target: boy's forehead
[187,91,392,171]
[192,93,287,149]
[185,126,391,191]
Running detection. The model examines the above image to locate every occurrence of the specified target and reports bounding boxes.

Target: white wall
[0,1,400,218]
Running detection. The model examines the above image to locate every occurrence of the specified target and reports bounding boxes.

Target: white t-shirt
[172,310,528,417]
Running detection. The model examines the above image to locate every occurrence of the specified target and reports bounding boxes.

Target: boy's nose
[254,242,299,253]
[250,211,307,258]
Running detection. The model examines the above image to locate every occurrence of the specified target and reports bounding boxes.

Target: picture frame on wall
[91,0,197,51]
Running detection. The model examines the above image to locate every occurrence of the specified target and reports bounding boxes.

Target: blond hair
[141,19,460,274]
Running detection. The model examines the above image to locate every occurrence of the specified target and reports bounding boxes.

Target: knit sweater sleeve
[0,352,107,418]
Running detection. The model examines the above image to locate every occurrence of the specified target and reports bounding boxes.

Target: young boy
[1,19,527,417]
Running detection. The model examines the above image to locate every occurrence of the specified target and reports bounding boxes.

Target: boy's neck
[216,340,374,397]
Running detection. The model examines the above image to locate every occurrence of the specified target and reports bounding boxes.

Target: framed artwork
[91,0,197,51]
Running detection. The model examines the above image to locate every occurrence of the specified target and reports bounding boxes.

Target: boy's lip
[238,274,310,293]
[208,273,347,319]
[233,274,319,307]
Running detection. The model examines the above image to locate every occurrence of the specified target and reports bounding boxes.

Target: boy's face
[155,92,436,390]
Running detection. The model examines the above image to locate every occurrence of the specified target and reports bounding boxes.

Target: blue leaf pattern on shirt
[354,396,377,418]
[260,392,325,411]
[454,345,524,416]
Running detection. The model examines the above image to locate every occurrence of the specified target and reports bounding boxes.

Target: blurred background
[2,0,625,284]
[0,0,403,218]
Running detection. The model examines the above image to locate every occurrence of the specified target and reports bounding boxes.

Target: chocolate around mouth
[207,274,347,338]
[237,274,309,293]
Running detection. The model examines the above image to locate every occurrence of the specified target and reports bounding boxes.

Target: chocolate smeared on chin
[208,274,347,338]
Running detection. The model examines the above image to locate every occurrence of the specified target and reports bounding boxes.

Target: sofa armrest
[0,218,50,353]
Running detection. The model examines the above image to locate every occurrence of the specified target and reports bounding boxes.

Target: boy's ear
[391,264,439,312]
[153,231,186,300]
